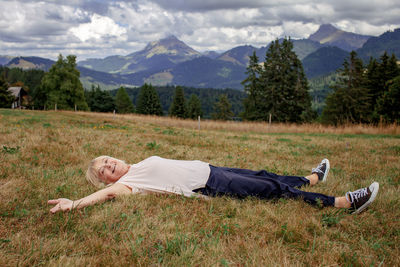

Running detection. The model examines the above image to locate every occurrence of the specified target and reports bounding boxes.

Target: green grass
[0,109,399,266]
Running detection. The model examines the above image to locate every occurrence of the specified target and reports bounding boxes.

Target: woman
[48,156,379,215]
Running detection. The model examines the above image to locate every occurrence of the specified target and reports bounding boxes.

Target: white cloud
[0,0,400,60]
[69,14,127,42]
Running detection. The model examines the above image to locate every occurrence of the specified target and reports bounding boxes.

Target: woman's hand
[47,183,131,214]
[48,198,73,214]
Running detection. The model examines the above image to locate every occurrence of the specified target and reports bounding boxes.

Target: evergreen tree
[377,52,399,92]
[365,57,381,106]
[242,38,314,122]
[375,75,400,123]
[212,94,234,120]
[115,86,135,114]
[241,51,262,120]
[86,85,116,112]
[169,86,187,118]
[186,94,203,119]
[39,54,88,110]
[321,51,371,124]
[136,83,163,115]
[0,76,14,108]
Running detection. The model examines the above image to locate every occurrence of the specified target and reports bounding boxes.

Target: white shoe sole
[352,182,379,214]
[321,158,330,183]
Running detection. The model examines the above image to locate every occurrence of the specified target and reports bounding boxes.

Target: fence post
[198,116,201,131]
[269,113,271,125]
[113,110,116,119]
[55,103,57,111]
[75,104,77,112]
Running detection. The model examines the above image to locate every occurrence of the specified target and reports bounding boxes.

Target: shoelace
[346,187,368,203]
[312,163,325,174]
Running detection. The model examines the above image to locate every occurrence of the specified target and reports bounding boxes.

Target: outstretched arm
[48,183,132,214]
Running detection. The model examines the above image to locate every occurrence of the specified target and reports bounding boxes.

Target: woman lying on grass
[48,156,379,215]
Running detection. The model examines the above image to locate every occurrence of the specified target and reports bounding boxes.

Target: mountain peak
[163,35,179,41]
[309,24,341,42]
[319,24,340,33]
[308,24,372,51]
[142,35,201,58]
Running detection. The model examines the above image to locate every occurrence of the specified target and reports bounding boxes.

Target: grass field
[1,109,399,266]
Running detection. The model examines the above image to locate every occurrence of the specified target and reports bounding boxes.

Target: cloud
[69,14,127,42]
[0,0,399,60]
[149,0,269,11]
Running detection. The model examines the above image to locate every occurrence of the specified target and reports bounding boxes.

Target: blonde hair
[86,155,108,188]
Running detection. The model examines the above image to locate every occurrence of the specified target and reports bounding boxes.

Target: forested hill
[303,47,349,78]
[357,28,400,61]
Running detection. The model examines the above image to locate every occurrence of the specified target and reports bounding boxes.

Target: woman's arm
[48,183,132,214]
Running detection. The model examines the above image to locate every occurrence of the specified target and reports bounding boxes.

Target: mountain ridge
[309,24,372,51]
[2,25,400,90]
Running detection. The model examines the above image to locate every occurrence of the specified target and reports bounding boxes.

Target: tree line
[0,54,240,119]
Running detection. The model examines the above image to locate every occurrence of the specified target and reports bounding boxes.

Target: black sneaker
[312,159,330,183]
[346,182,379,214]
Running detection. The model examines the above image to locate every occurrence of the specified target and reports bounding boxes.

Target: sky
[0,0,399,61]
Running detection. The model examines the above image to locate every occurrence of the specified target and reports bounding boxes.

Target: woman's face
[96,156,129,184]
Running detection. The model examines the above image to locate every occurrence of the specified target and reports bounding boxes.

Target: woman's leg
[203,165,335,207]
[217,166,310,188]
[219,158,329,188]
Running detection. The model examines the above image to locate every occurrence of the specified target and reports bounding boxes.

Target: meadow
[0,109,399,266]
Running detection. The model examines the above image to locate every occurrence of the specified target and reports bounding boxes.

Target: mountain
[203,51,221,59]
[303,28,400,79]
[78,55,128,74]
[78,35,202,74]
[6,56,54,71]
[3,25,399,91]
[0,55,14,65]
[302,46,348,78]
[171,56,246,88]
[216,39,322,68]
[357,28,400,61]
[217,45,258,66]
[292,39,324,60]
[3,56,134,89]
[309,24,372,51]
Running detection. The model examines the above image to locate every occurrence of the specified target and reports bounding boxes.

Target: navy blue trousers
[195,165,335,207]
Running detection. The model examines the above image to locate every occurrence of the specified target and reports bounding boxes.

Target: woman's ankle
[305,173,319,186]
[334,196,351,208]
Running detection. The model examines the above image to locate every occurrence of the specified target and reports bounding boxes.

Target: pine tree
[321,51,371,124]
[242,51,262,120]
[0,76,14,108]
[375,75,400,123]
[212,94,234,120]
[365,57,381,106]
[186,94,203,119]
[39,54,88,110]
[242,38,314,122]
[115,86,134,113]
[136,83,163,115]
[169,86,187,118]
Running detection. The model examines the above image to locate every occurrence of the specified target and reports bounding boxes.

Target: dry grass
[0,109,399,266]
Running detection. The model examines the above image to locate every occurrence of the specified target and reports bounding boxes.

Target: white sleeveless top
[116,156,210,197]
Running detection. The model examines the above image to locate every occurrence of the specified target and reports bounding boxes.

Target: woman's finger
[50,205,60,214]
[48,199,60,205]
